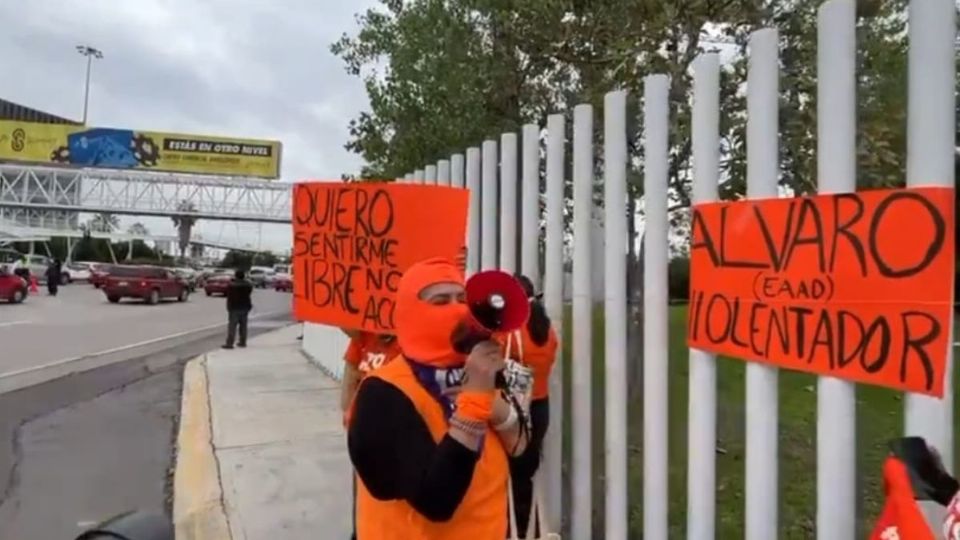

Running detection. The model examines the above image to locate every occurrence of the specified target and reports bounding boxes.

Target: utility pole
[75,45,103,125]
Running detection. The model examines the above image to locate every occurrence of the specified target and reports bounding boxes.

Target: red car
[204,272,234,296]
[89,263,115,289]
[274,273,293,292]
[103,265,190,305]
[0,270,28,303]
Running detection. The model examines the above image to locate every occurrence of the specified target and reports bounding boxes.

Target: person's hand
[462,340,504,392]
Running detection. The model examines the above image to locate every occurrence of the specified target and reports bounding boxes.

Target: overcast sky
[0,0,378,252]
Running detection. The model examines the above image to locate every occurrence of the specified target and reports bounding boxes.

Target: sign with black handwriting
[687,187,954,396]
[292,182,468,332]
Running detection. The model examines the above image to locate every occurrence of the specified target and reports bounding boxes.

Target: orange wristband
[455,390,495,422]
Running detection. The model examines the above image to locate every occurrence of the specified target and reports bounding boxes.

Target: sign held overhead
[292,181,469,332]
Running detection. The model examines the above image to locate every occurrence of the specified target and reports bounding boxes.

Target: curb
[172,356,231,540]
[299,348,343,382]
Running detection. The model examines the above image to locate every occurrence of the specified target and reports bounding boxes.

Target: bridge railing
[0,164,292,223]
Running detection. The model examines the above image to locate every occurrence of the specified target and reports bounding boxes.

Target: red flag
[870,457,934,540]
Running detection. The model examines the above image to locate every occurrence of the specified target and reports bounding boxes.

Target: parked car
[0,268,28,303]
[102,265,190,305]
[248,267,275,288]
[203,271,234,296]
[273,272,293,292]
[62,261,95,284]
[89,263,116,288]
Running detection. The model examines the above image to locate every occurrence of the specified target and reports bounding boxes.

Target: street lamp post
[75,45,103,125]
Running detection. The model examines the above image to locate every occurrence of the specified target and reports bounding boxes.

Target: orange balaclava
[394,257,470,368]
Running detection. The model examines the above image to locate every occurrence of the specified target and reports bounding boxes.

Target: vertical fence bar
[604,89,628,540]
[543,113,566,532]
[437,159,451,186]
[481,140,499,270]
[815,2,857,538]
[571,103,594,540]
[414,169,425,184]
[906,0,956,527]
[405,173,414,182]
[451,154,465,189]
[643,75,670,540]
[466,147,482,276]
[521,123,540,287]
[425,165,437,185]
[745,28,780,540]
[687,53,719,540]
[500,132,518,273]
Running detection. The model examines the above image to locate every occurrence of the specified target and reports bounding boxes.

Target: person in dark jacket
[223,269,253,349]
[45,259,61,296]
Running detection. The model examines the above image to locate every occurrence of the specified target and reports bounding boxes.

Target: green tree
[127,222,150,237]
[88,213,119,233]
[221,250,253,269]
[252,251,278,268]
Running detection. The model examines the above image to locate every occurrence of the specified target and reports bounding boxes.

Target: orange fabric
[503,326,559,400]
[344,332,402,375]
[870,456,935,540]
[454,391,495,422]
[394,258,468,367]
[356,359,509,540]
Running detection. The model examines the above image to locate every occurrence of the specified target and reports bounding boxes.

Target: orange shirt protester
[502,274,558,536]
[347,257,529,540]
[341,331,402,414]
[341,329,402,540]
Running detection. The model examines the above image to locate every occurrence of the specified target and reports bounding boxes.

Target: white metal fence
[393,0,956,537]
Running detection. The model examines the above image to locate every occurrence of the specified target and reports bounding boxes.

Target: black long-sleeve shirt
[347,377,479,522]
[225,278,252,311]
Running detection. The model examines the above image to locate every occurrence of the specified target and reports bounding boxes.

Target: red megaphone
[465,270,530,332]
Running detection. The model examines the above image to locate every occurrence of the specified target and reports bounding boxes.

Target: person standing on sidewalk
[347,257,529,540]
[223,269,253,350]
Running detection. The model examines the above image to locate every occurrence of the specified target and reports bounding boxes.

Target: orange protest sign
[687,187,954,396]
[292,182,468,332]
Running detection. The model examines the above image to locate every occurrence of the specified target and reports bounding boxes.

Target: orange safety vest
[355,358,509,540]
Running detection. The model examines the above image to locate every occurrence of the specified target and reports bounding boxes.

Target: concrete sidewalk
[173,324,352,540]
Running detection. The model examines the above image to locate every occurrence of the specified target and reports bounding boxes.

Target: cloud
[0,0,379,250]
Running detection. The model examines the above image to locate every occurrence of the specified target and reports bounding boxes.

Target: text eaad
[687,187,955,396]
[292,182,469,332]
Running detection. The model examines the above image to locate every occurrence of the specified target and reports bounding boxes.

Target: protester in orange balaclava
[347,257,528,540]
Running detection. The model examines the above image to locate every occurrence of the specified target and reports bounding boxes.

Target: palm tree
[171,200,198,259]
[88,213,119,233]
[127,222,150,237]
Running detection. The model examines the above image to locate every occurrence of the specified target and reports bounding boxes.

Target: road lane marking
[0,320,30,328]
[0,310,289,381]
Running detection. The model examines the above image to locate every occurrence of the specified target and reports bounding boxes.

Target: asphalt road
[0,283,293,390]
[0,282,294,540]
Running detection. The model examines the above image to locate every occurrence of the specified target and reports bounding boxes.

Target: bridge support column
[66,237,76,263]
